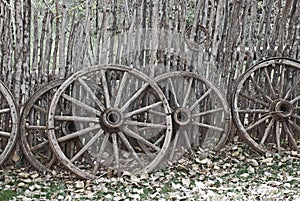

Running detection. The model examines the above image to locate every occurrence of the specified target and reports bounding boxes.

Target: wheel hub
[271,99,293,119]
[173,108,191,127]
[100,108,124,133]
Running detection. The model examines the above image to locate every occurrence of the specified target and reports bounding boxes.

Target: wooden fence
[0,0,299,107]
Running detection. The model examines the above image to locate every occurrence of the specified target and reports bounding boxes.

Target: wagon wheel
[0,80,19,166]
[154,72,231,161]
[232,58,300,154]
[184,24,209,51]
[47,65,172,179]
[20,80,66,173]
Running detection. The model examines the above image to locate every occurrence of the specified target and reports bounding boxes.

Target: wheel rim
[154,71,231,162]
[20,80,65,172]
[232,57,300,154]
[48,64,172,179]
[0,81,19,166]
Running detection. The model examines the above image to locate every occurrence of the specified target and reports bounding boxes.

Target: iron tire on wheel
[0,80,19,166]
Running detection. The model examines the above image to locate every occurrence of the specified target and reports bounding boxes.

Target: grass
[0,190,17,201]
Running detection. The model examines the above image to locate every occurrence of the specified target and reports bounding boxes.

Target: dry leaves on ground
[1,143,300,200]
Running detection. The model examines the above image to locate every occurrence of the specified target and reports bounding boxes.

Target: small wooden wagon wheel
[0,80,19,166]
[47,65,172,179]
[232,58,300,154]
[20,80,66,173]
[154,71,231,160]
[184,23,209,51]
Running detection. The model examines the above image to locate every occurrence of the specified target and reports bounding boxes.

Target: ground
[1,142,300,201]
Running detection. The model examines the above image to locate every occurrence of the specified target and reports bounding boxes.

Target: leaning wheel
[47,64,172,179]
[0,80,19,166]
[232,58,300,154]
[154,71,231,161]
[20,80,66,173]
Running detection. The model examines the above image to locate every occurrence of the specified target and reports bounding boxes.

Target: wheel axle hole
[280,105,288,113]
[177,112,187,122]
[107,112,119,124]
[66,121,76,133]
[274,100,293,118]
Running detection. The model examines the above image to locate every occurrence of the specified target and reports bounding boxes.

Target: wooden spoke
[279,66,285,98]
[154,135,165,146]
[275,121,281,153]
[124,120,167,129]
[93,133,110,174]
[30,141,49,152]
[70,129,104,162]
[245,115,272,131]
[120,83,149,112]
[249,76,273,102]
[192,122,224,132]
[0,108,10,114]
[263,68,276,98]
[47,155,57,169]
[282,121,300,152]
[167,78,180,107]
[169,130,180,160]
[62,94,100,115]
[0,131,11,137]
[25,125,47,130]
[189,88,212,111]
[148,110,166,117]
[100,70,111,108]
[114,72,128,108]
[33,104,48,114]
[291,95,300,104]
[54,115,99,123]
[260,118,275,145]
[237,109,269,114]
[238,93,269,107]
[183,130,192,152]
[182,77,193,107]
[291,114,300,121]
[78,77,105,111]
[284,75,300,99]
[192,107,224,117]
[118,131,143,166]
[121,127,160,151]
[111,133,119,169]
[57,125,101,142]
[288,120,300,132]
[124,101,163,118]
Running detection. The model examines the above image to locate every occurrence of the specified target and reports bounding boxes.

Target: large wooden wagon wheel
[154,72,231,161]
[0,80,19,166]
[47,65,172,179]
[20,80,66,173]
[232,58,300,154]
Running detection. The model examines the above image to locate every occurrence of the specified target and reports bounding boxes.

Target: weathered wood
[232,58,300,154]
[47,65,172,179]
[0,80,19,166]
